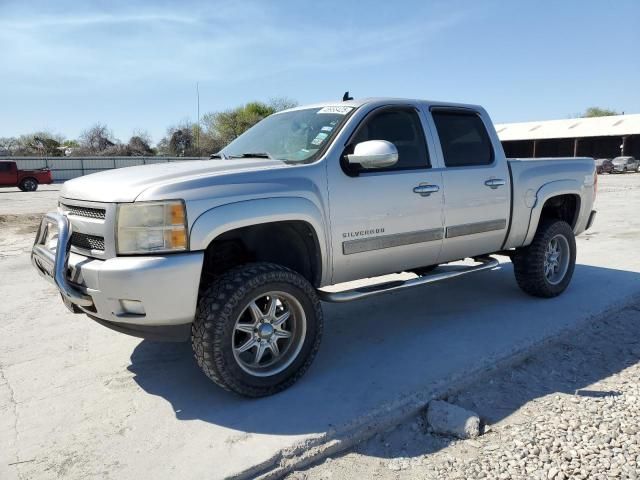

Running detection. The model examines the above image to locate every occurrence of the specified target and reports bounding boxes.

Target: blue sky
[1,0,638,144]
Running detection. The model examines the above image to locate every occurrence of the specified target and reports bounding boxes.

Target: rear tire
[512,220,576,298]
[19,178,38,191]
[191,262,323,397]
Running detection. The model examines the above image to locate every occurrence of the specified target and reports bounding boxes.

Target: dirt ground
[0,185,61,259]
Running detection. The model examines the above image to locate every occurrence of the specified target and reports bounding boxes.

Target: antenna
[342,91,353,102]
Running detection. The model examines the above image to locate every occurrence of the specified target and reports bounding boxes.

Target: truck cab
[325,101,511,283]
[0,161,19,186]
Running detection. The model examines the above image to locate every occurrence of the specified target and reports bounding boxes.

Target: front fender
[189,197,330,284]
[523,179,583,245]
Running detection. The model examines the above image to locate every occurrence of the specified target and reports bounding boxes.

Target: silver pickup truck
[32,98,597,397]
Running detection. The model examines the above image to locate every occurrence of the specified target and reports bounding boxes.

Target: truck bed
[504,157,596,249]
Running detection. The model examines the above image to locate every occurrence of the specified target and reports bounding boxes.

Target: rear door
[428,108,510,262]
[0,162,17,186]
[327,105,444,284]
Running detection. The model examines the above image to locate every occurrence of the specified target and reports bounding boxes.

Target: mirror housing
[347,140,398,169]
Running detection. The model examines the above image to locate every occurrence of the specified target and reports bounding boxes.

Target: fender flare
[189,197,330,284]
[523,179,583,245]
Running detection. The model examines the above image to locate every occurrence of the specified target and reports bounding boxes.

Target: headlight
[116,200,188,254]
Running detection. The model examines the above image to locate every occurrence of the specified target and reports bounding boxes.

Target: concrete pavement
[0,184,61,216]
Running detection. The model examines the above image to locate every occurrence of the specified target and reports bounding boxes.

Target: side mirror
[347,140,398,169]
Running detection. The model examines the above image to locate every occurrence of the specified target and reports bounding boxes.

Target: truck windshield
[219,106,355,164]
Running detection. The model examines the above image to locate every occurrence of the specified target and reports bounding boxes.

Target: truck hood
[60,159,286,203]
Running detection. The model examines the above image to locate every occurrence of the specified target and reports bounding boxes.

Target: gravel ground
[289,299,640,480]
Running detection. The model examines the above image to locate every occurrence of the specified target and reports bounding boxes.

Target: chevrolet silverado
[31,98,597,397]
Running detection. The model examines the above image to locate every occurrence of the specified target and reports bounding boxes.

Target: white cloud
[0,13,199,29]
[0,2,471,82]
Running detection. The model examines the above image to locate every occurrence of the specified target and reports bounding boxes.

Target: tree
[200,97,297,153]
[34,136,63,156]
[579,107,620,118]
[78,123,116,154]
[0,137,20,155]
[62,140,80,148]
[156,122,199,156]
[127,130,155,156]
[169,128,194,156]
[268,97,298,112]
[12,131,65,156]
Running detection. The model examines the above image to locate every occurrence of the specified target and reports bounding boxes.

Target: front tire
[191,262,323,397]
[512,220,576,298]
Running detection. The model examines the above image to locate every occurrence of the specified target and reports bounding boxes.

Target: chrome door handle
[413,184,440,196]
[484,178,506,189]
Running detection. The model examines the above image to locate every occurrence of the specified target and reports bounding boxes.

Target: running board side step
[318,256,500,303]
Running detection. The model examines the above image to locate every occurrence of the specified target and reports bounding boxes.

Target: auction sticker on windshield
[311,132,329,145]
[317,106,354,115]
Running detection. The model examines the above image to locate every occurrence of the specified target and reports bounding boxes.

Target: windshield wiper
[210,152,228,159]
[228,152,273,159]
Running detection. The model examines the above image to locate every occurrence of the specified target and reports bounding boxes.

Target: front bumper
[32,213,203,330]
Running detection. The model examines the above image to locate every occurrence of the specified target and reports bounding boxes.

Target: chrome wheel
[544,234,570,285]
[232,291,306,377]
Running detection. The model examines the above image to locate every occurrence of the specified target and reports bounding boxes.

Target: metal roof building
[496,114,640,159]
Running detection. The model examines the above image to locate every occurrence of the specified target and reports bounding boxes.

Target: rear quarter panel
[504,157,596,248]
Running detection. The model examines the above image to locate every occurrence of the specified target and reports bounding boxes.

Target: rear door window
[432,111,494,167]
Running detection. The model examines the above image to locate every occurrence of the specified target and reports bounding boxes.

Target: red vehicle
[0,160,53,191]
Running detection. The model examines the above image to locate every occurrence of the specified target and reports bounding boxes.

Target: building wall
[502,135,639,159]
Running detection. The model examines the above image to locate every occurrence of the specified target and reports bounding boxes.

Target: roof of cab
[280,97,484,113]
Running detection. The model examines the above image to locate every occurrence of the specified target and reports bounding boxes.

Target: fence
[5,156,209,182]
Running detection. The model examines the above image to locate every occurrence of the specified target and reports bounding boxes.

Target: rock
[425,400,481,439]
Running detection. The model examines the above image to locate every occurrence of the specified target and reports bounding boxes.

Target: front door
[327,106,444,284]
[428,108,510,262]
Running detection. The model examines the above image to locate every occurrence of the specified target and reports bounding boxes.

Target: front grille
[70,232,105,251]
[62,204,106,220]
